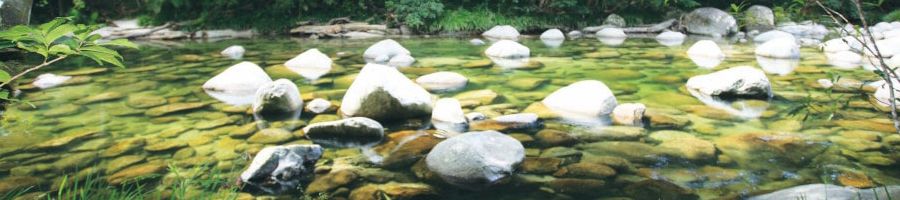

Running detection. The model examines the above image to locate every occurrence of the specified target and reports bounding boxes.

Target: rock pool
[0,36,898,199]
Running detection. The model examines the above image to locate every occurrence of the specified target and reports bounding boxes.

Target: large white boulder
[595,27,627,38]
[752,30,794,43]
[363,39,411,64]
[484,40,530,58]
[221,45,245,60]
[686,66,772,99]
[540,29,565,40]
[32,73,71,89]
[820,38,852,53]
[687,40,726,68]
[542,80,618,121]
[252,79,303,126]
[755,37,800,59]
[482,25,520,40]
[425,131,524,190]
[431,98,468,134]
[682,7,739,37]
[240,144,323,194]
[202,62,273,105]
[340,63,433,122]
[285,48,333,80]
[687,40,725,58]
[415,71,468,92]
[656,31,686,46]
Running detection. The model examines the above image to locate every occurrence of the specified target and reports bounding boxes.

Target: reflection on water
[757,56,799,76]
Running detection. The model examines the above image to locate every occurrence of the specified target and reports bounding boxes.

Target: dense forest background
[28,0,900,33]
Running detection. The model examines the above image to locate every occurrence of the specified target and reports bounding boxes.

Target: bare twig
[815,0,900,133]
[0,56,68,89]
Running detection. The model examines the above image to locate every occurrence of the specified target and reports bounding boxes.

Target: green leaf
[38,18,67,35]
[45,24,76,45]
[0,70,10,83]
[17,42,48,58]
[80,45,123,59]
[0,26,32,41]
[80,50,125,68]
[49,44,76,55]
[99,39,138,49]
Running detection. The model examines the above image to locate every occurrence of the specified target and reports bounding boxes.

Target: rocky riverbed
[1,23,899,199]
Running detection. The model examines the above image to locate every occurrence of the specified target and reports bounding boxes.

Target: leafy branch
[815,0,900,133]
[0,17,138,90]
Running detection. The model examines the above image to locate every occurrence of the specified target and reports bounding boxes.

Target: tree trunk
[0,0,33,27]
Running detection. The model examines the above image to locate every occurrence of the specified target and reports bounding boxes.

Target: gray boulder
[482,25,520,40]
[240,144,323,194]
[252,79,303,127]
[303,117,384,148]
[603,14,627,27]
[426,131,525,190]
[686,66,772,99]
[743,5,775,32]
[682,7,738,37]
[750,184,900,200]
[339,63,433,122]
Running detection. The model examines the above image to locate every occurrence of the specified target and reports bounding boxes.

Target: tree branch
[0,55,68,89]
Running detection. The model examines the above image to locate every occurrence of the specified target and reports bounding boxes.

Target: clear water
[0,36,898,199]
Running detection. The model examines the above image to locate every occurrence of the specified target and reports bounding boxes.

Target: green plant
[783,72,856,121]
[386,0,445,29]
[0,17,136,101]
[884,10,900,22]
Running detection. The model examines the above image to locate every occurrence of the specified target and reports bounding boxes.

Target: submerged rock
[240,144,323,194]
[415,71,468,92]
[714,132,828,169]
[106,161,167,185]
[252,79,303,126]
[145,102,208,117]
[363,39,411,64]
[285,48,333,80]
[388,54,416,67]
[303,117,384,147]
[340,63,433,122]
[752,30,794,43]
[220,45,245,60]
[541,80,617,122]
[32,73,72,89]
[348,182,438,200]
[482,25,520,40]
[686,66,772,99]
[485,40,530,58]
[426,131,525,190]
[470,39,486,45]
[202,62,273,105]
[682,7,738,37]
[431,98,469,134]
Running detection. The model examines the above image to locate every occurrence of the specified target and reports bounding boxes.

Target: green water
[0,37,898,199]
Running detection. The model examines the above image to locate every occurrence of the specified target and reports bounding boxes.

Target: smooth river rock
[686,66,772,99]
[202,61,273,105]
[431,98,468,134]
[303,117,385,147]
[425,131,525,190]
[541,80,617,122]
[285,48,333,80]
[485,40,530,58]
[415,71,468,92]
[363,39,411,64]
[240,144,323,194]
[220,45,245,60]
[482,25,520,40]
[339,63,433,122]
[252,79,303,126]
[682,7,738,37]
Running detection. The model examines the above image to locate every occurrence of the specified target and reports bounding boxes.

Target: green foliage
[884,10,900,22]
[387,0,445,29]
[0,18,136,67]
